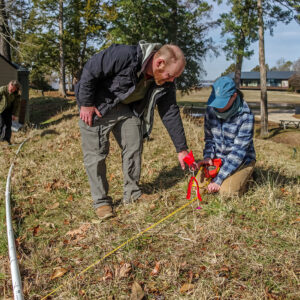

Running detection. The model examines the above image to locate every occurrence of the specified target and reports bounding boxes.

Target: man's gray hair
[155,44,186,66]
[9,80,21,90]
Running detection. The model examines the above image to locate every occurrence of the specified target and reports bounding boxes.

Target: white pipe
[5,140,29,300]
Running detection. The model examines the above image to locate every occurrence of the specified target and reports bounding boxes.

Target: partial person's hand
[196,157,213,168]
[178,150,188,170]
[12,115,17,121]
[178,150,193,170]
[80,106,101,126]
[207,182,220,193]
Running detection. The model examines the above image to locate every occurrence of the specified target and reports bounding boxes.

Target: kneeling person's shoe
[96,205,114,219]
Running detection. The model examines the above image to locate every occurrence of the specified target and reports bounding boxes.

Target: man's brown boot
[96,205,114,219]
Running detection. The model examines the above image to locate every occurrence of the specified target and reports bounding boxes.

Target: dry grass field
[0,93,299,299]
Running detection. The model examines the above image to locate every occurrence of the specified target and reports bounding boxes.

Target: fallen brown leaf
[33,225,42,236]
[219,266,230,272]
[48,202,59,210]
[150,261,161,276]
[280,188,290,195]
[130,281,144,300]
[66,223,91,237]
[251,206,257,212]
[149,204,156,210]
[42,222,55,229]
[50,267,68,280]
[44,182,52,192]
[290,217,300,225]
[146,281,159,293]
[180,283,195,294]
[63,219,70,225]
[115,263,132,278]
[67,195,74,202]
[102,266,113,281]
[45,179,68,192]
[109,173,115,182]
[188,270,193,282]
[180,261,187,268]
[199,265,206,271]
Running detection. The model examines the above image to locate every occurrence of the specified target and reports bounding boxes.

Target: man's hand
[196,157,213,168]
[12,115,17,121]
[207,182,220,193]
[80,106,101,126]
[178,150,190,170]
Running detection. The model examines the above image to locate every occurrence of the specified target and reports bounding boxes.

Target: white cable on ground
[5,139,29,300]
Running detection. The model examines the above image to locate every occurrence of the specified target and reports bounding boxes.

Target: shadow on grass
[255,125,290,139]
[40,129,60,137]
[252,166,299,187]
[141,165,186,194]
[254,119,300,140]
[40,113,78,129]
[29,96,77,126]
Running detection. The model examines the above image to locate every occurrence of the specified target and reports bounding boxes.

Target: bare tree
[58,0,66,97]
[257,0,268,137]
[293,58,300,74]
[0,0,11,60]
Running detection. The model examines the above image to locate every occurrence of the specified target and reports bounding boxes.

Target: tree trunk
[58,0,66,97]
[169,0,178,44]
[68,72,73,92]
[257,0,268,137]
[234,53,243,88]
[234,35,246,88]
[0,0,11,61]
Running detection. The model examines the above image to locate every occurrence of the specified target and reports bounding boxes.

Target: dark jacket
[75,41,188,153]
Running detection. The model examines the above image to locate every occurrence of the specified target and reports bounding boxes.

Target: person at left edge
[0,80,21,145]
[75,41,189,219]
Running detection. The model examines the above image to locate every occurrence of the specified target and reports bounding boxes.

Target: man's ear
[156,58,165,70]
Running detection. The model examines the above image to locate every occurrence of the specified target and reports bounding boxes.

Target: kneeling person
[197,76,256,197]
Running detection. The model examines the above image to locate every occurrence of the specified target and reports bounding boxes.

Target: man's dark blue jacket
[75,41,188,153]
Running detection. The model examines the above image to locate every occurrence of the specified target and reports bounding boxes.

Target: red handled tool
[203,158,222,179]
[183,151,202,209]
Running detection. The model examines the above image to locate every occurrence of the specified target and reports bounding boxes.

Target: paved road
[252,108,299,123]
[184,104,300,124]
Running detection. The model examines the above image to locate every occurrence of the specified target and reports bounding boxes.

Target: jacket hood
[139,40,162,65]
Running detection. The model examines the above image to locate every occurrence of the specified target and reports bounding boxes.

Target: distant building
[228,71,296,90]
[200,80,214,87]
[0,54,30,123]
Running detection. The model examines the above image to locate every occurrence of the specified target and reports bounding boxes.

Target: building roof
[228,71,296,80]
[0,54,28,71]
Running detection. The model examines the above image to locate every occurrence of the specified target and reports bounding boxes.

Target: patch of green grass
[177,101,206,108]
[0,204,8,255]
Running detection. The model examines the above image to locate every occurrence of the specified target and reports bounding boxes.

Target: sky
[202,2,300,80]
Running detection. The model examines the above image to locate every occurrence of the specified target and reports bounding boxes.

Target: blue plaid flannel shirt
[203,100,256,186]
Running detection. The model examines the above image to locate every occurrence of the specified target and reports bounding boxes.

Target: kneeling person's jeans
[79,103,143,208]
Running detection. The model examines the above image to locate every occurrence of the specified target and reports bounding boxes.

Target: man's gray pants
[79,103,143,208]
